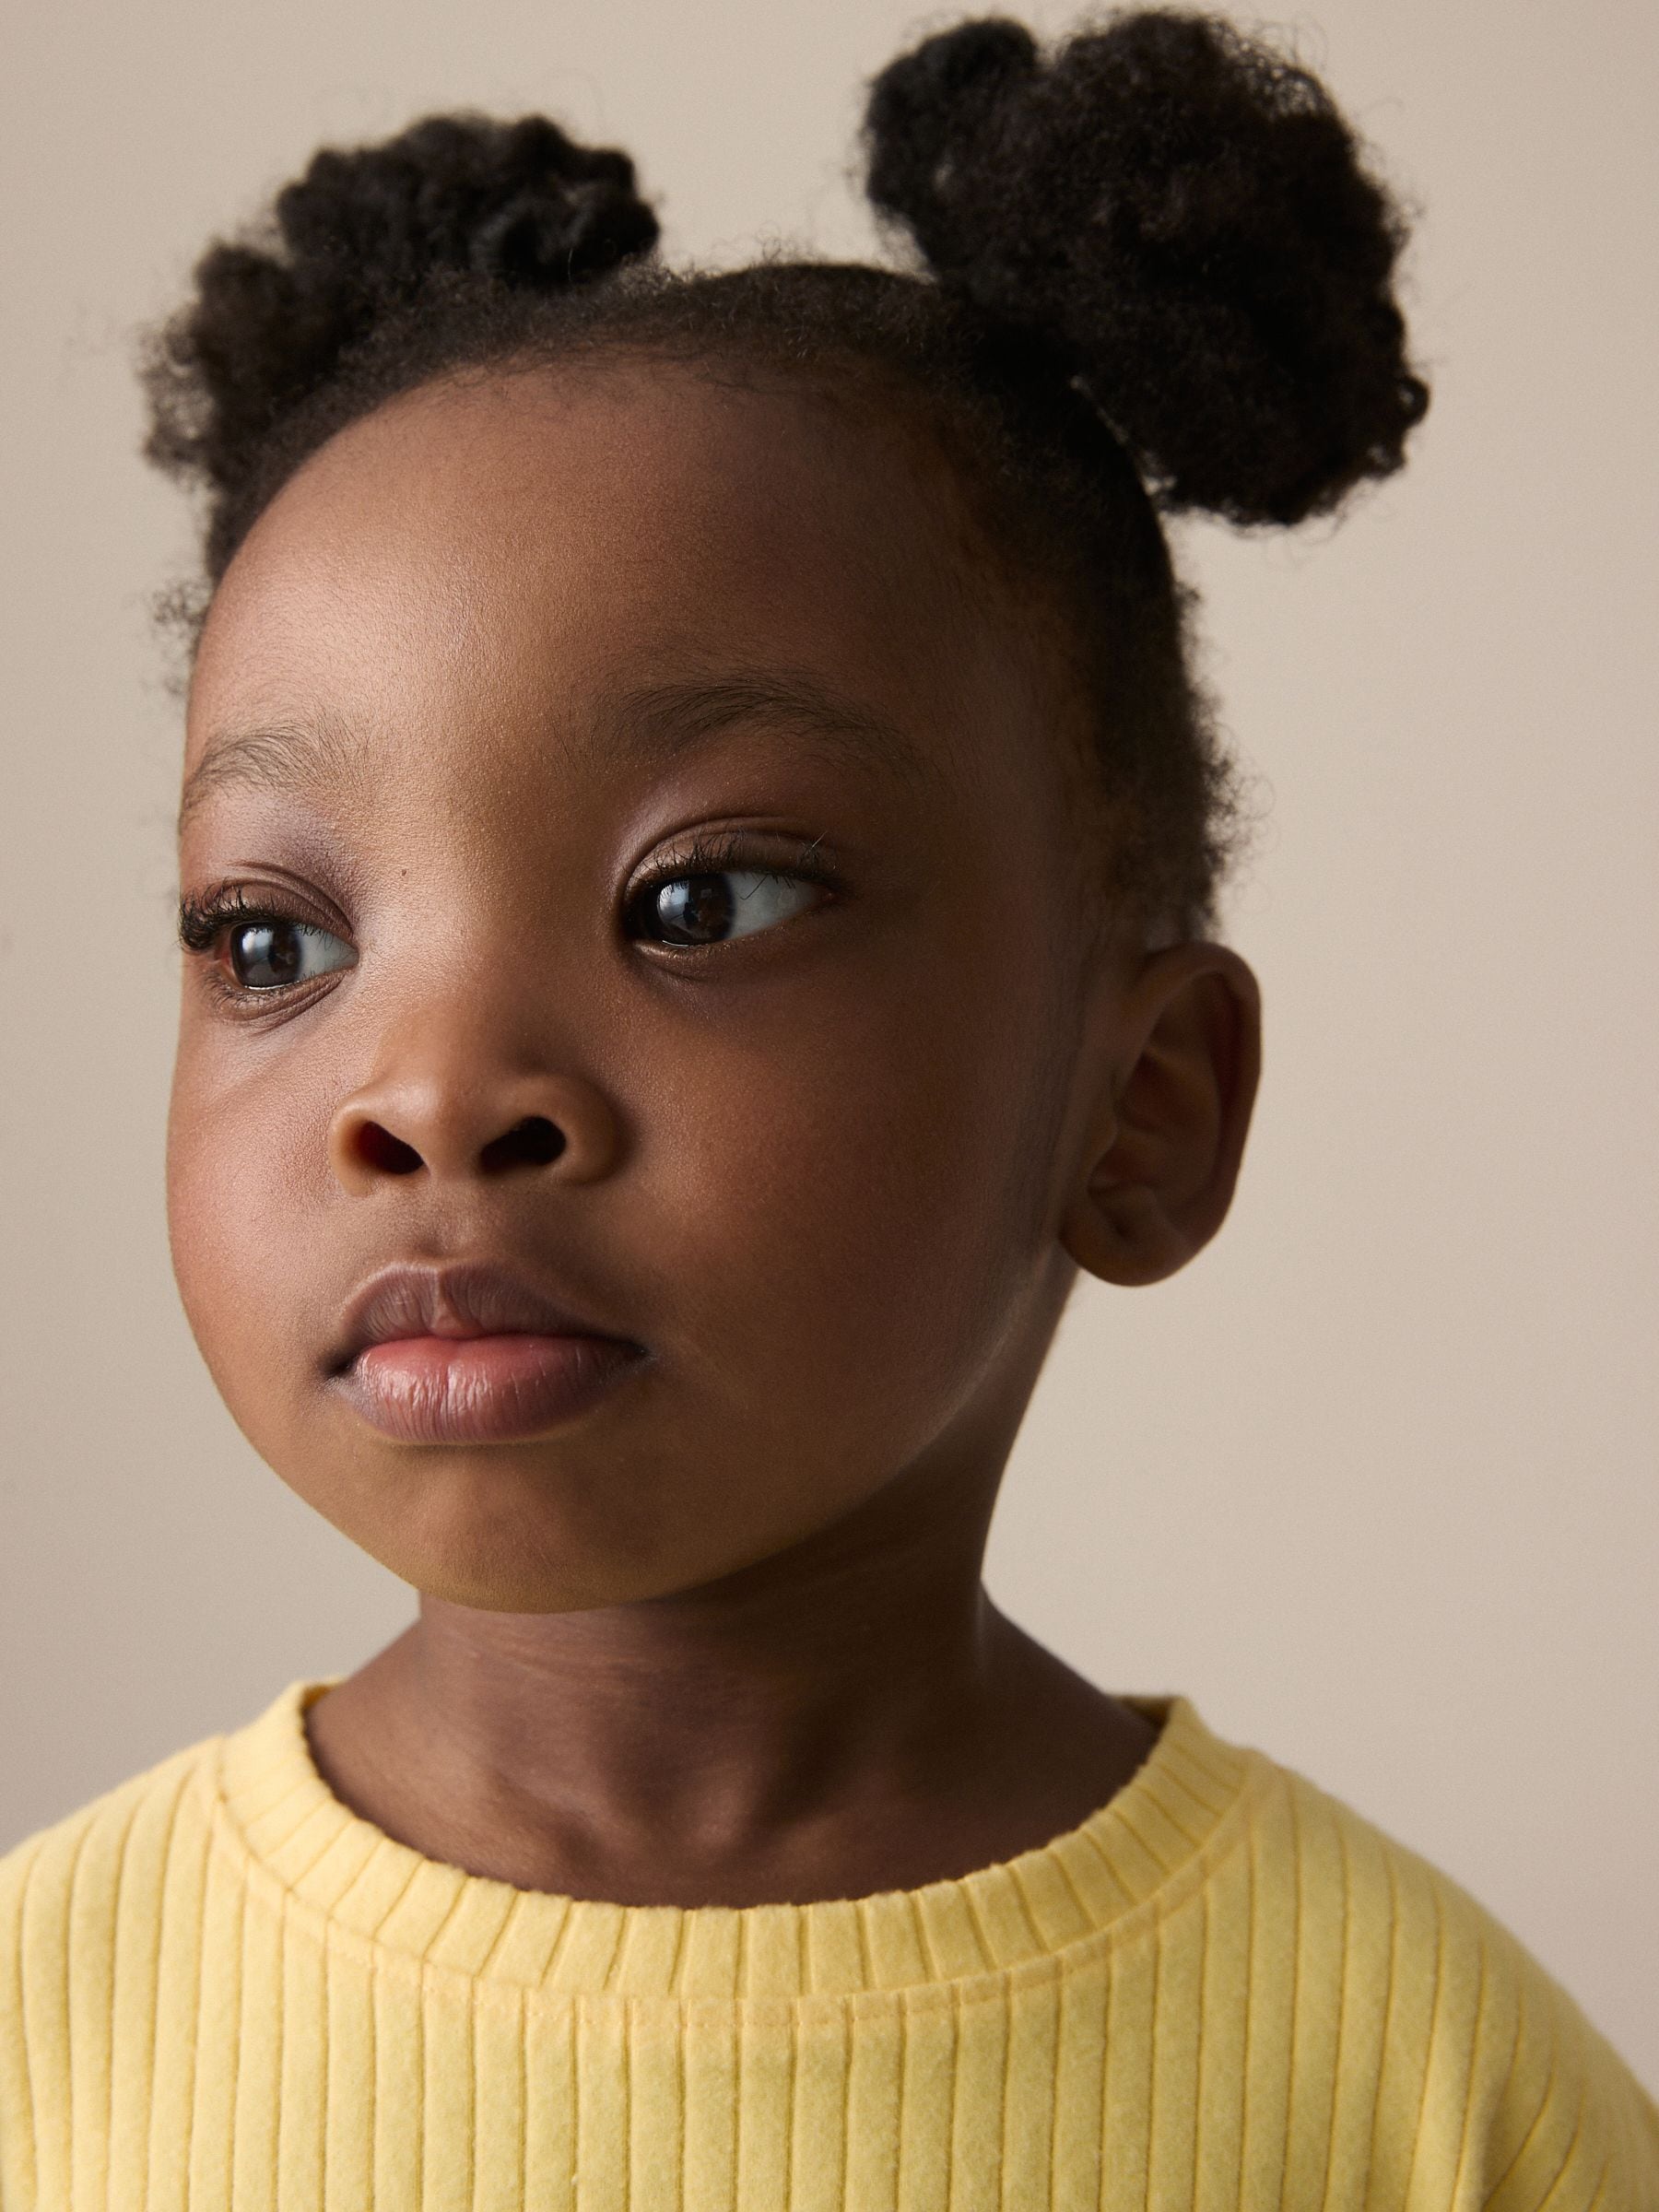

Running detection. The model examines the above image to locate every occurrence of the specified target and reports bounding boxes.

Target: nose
[328,1061,621,1194]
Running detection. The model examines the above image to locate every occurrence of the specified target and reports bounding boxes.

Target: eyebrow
[178,667,943,830]
[177,715,362,830]
[590,669,945,794]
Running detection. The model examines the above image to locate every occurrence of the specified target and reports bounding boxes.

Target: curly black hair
[144,12,1427,932]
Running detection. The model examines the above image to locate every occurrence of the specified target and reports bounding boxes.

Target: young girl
[3,9,1653,2206]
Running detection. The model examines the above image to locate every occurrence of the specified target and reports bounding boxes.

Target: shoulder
[0,1729,219,1936]
[1228,1737,1659,2207]
[0,1728,224,2202]
[0,1728,224,1993]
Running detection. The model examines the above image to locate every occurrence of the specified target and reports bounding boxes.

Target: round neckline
[210,1680,1256,1998]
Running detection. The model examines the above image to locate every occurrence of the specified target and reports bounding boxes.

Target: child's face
[169,363,1143,1610]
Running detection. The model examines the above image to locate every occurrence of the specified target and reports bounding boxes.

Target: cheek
[633,945,1067,1443]
[166,1018,335,1439]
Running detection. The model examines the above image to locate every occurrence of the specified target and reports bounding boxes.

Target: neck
[307,1456,1156,1906]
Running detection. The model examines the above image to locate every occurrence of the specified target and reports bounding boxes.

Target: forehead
[186,361,1055,799]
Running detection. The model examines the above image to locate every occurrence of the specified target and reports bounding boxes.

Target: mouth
[328,1259,648,1446]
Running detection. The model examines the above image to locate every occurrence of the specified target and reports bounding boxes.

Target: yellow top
[3,1685,1654,2208]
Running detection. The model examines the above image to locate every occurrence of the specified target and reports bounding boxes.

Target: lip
[329,1260,647,1445]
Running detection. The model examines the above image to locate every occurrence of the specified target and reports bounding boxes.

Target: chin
[287,1475,747,1616]
[321,1509,689,1616]
[265,1414,896,1616]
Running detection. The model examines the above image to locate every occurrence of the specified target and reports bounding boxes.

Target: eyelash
[624,830,841,939]
[177,833,841,1003]
[177,884,341,1013]
[178,883,282,955]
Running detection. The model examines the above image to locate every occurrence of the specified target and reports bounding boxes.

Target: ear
[1059,943,1262,1288]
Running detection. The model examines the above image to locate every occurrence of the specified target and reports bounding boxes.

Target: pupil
[656,874,735,944]
[230,923,300,988]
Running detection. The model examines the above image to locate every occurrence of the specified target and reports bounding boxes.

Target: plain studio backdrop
[3,0,1655,2088]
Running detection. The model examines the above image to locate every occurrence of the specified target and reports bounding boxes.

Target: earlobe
[1059,943,1262,1289]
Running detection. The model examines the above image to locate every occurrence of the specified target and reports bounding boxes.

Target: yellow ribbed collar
[208,1681,1258,2000]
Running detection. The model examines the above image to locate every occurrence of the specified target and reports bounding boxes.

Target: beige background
[3,0,1655,2088]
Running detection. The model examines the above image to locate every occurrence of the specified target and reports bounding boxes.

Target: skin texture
[171,361,1260,1905]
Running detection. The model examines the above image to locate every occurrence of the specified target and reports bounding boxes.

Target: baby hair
[143,8,1427,934]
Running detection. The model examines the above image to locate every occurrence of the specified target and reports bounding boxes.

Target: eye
[632,869,822,949]
[225,917,356,992]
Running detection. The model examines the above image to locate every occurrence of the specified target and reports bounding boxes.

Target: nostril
[356,1122,424,1176]
[479,1115,565,1175]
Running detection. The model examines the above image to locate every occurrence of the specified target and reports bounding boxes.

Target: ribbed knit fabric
[3,1687,1655,2208]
